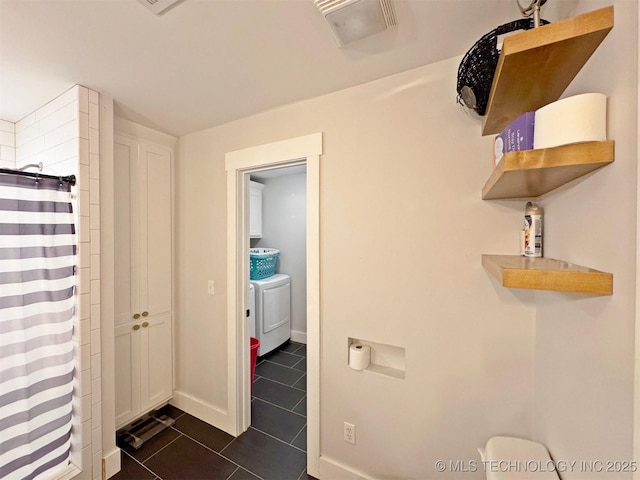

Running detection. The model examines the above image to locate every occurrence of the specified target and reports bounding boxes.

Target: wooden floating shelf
[482,141,614,200]
[482,6,614,136]
[482,254,613,295]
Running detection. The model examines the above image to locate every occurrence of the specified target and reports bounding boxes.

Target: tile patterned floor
[113,341,313,480]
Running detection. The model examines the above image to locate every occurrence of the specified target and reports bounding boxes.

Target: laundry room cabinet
[114,134,174,428]
[250,181,264,238]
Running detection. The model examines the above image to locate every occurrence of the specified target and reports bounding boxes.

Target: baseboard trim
[171,390,233,435]
[291,330,307,344]
[318,456,372,480]
[103,447,121,479]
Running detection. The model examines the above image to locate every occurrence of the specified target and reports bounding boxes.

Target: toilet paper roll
[349,343,371,371]
[533,93,607,149]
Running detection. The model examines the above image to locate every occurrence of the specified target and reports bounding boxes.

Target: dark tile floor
[113,341,313,480]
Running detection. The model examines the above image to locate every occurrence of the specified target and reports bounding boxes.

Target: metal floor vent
[117,412,175,450]
[137,0,183,15]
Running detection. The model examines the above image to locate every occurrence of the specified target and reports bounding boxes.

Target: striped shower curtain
[0,173,76,480]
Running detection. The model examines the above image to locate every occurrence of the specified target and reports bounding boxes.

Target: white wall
[176,54,537,478]
[254,172,307,340]
[533,1,638,477]
[11,85,104,480]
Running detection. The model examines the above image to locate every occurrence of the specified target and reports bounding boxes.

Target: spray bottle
[522,202,543,257]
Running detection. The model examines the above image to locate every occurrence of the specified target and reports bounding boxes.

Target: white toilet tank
[481,436,560,480]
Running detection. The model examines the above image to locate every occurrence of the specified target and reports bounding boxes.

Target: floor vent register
[117,411,176,450]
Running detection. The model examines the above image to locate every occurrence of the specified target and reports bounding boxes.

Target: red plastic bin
[250,337,260,394]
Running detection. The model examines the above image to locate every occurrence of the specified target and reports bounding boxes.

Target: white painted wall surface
[533,1,638,477]
[175,54,537,478]
[254,172,307,339]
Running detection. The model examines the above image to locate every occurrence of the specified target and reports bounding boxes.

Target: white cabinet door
[140,143,172,318]
[114,136,140,328]
[114,322,141,428]
[250,182,263,238]
[115,314,172,428]
[114,134,173,427]
[140,312,173,412]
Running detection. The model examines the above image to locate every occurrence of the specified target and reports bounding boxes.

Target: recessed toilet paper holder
[348,337,406,380]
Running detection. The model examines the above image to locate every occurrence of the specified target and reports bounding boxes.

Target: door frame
[225,132,322,477]
[635,8,640,476]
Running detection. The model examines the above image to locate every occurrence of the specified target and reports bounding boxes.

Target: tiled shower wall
[0,120,16,168]
[4,85,102,480]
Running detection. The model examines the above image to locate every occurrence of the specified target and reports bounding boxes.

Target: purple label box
[493,111,535,167]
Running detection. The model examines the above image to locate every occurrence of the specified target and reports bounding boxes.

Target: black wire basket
[456,18,549,116]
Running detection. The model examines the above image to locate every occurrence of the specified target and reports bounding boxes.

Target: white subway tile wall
[0,119,15,168]
[10,85,102,480]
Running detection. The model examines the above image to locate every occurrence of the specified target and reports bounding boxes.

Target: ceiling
[0,0,572,137]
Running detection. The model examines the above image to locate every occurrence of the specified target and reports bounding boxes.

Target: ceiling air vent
[138,0,183,15]
[314,0,397,46]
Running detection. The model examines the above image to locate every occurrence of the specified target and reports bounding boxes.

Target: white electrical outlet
[207,280,215,295]
[343,422,355,444]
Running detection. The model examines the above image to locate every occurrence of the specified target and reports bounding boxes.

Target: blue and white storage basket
[250,248,280,280]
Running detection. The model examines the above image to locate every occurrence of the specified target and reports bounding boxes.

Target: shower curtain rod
[0,168,76,186]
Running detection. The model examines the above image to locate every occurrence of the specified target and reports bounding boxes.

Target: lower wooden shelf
[482,254,613,295]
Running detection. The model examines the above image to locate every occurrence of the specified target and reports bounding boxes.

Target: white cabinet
[250,181,264,238]
[114,134,173,428]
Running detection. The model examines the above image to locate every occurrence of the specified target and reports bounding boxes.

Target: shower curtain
[0,173,76,480]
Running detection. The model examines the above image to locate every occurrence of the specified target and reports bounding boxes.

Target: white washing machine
[250,274,291,356]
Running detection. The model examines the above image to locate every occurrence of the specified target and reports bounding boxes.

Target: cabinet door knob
[132,324,140,331]
[133,313,141,320]
[142,322,149,328]
[142,311,149,317]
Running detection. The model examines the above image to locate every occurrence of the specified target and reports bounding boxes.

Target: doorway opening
[225,133,321,477]
[247,164,308,448]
